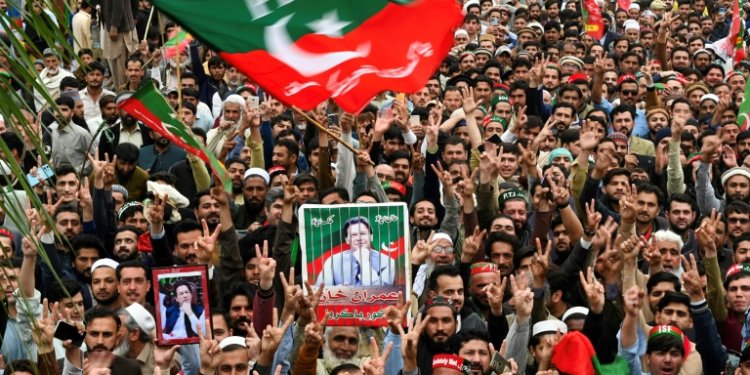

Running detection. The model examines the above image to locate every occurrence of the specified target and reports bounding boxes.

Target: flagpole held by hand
[291,107,372,165]
[143,6,156,42]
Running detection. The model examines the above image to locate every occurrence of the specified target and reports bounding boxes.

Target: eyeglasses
[432,246,454,254]
[729,217,750,224]
[621,89,638,96]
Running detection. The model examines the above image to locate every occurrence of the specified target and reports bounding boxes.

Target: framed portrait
[299,203,410,326]
[152,265,211,345]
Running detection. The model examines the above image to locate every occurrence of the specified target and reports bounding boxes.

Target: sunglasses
[621,89,638,96]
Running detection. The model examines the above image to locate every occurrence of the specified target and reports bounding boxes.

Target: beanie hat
[725,263,750,288]
[609,132,629,144]
[559,56,584,70]
[382,180,407,197]
[551,331,630,375]
[423,295,459,314]
[111,184,129,201]
[648,325,690,360]
[548,148,573,165]
[498,189,528,207]
[646,107,670,120]
[568,72,588,84]
[684,82,710,98]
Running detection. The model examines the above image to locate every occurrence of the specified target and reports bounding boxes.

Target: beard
[47,66,59,75]
[95,291,120,306]
[669,222,689,235]
[121,115,137,127]
[415,221,438,231]
[114,247,138,262]
[322,344,360,373]
[168,58,189,70]
[231,317,253,336]
[728,194,748,204]
[232,182,242,195]
[112,339,129,357]
[424,332,453,352]
[244,198,264,212]
[156,137,171,147]
[116,167,135,181]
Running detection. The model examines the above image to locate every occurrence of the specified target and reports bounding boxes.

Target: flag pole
[176,59,182,112]
[142,6,156,42]
[143,44,166,67]
[291,106,360,155]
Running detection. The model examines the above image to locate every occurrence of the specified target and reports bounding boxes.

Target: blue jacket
[691,299,727,375]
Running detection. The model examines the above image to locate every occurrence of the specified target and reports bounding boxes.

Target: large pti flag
[151,0,463,112]
[118,83,232,191]
[299,203,410,326]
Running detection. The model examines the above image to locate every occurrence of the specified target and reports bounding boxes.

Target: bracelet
[584,228,596,237]
[556,201,569,210]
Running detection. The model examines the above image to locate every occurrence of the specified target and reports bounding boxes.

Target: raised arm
[695,136,723,216]
[666,117,686,195]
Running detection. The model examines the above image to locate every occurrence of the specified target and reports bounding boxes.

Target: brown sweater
[292,341,322,375]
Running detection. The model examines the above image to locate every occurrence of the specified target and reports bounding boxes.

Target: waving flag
[151,0,463,112]
[738,77,750,130]
[118,83,232,191]
[163,28,194,59]
[583,0,605,40]
[715,0,745,71]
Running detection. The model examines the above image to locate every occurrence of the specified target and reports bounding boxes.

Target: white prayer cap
[562,306,590,322]
[532,320,568,337]
[454,29,469,39]
[91,259,119,273]
[244,167,270,184]
[219,336,247,349]
[125,303,156,336]
[432,232,453,245]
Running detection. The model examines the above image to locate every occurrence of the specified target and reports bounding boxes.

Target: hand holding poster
[153,265,211,345]
[299,203,410,326]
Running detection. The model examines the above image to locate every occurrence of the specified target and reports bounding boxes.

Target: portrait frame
[152,265,211,345]
[299,203,410,326]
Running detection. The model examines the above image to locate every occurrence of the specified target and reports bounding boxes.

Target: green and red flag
[738,74,750,130]
[582,0,605,40]
[118,83,232,191]
[163,28,194,60]
[715,0,745,71]
[151,0,463,112]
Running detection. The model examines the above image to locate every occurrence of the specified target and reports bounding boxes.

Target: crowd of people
[1,0,750,374]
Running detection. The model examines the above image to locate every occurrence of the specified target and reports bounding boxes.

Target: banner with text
[299,203,410,326]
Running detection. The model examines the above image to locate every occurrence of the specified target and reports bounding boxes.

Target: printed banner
[299,203,410,326]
